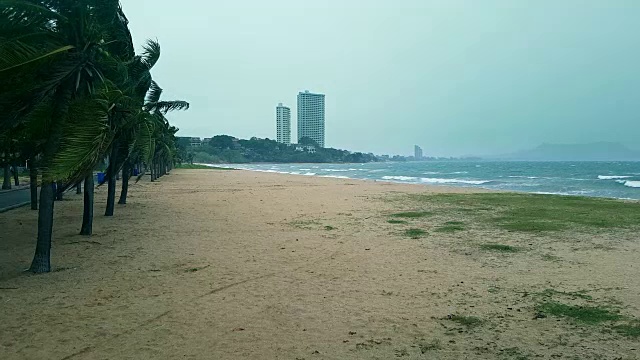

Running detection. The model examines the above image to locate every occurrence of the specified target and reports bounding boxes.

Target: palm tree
[1,0,134,272]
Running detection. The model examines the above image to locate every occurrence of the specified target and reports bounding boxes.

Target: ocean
[217,161,640,200]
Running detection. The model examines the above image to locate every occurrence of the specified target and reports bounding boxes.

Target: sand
[0,169,638,359]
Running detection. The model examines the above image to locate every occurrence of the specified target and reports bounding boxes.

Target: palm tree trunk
[2,163,11,190]
[76,182,81,194]
[80,174,94,235]
[55,181,63,201]
[118,161,130,204]
[29,164,38,210]
[29,179,54,272]
[105,146,117,216]
[30,85,70,273]
[12,165,19,186]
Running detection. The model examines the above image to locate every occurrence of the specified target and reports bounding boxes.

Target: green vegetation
[434,222,465,233]
[613,322,640,338]
[447,315,484,328]
[500,347,531,360]
[409,193,640,232]
[387,219,408,224]
[404,228,427,238]
[324,225,336,231]
[480,244,520,252]
[0,1,188,272]
[418,339,442,353]
[289,220,322,230]
[538,289,593,300]
[537,302,621,324]
[183,135,378,164]
[391,211,433,219]
[175,164,229,170]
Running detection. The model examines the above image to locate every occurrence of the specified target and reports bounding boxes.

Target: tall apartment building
[276,103,291,144]
[297,90,325,147]
[414,145,423,159]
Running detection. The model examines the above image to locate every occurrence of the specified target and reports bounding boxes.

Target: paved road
[0,187,30,212]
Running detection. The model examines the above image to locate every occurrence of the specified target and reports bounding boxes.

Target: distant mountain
[496,142,640,161]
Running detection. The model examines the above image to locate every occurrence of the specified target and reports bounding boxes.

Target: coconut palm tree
[0,0,134,272]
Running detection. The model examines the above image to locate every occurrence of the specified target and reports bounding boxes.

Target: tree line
[0,1,189,273]
[184,135,378,164]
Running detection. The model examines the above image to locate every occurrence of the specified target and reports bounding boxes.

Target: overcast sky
[123,0,640,157]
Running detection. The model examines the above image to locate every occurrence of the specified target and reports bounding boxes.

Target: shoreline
[203,163,640,201]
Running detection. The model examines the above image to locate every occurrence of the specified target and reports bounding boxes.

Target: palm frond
[145,80,162,105]
[46,95,114,183]
[140,39,160,70]
[154,100,190,114]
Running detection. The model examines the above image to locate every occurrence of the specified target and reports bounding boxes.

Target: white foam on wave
[323,169,349,172]
[598,175,632,180]
[381,176,419,181]
[621,180,640,188]
[420,178,491,185]
[508,176,540,179]
[303,172,317,176]
[321,175,350,179]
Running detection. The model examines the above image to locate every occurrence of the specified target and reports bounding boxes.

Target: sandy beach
[1,169,639,359]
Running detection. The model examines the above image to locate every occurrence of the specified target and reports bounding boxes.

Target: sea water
[217,161,640,200]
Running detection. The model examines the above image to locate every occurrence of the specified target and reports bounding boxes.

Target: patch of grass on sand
[500,347,531,360]
[387,219,408,224]
[290,220,322,229]
[391,211,433,219]
[537,302,622,324]
[404,228,427,238]
[541,254,561,262]
[447,315,484,328]
[176,164,230,170]
[418,339,442,353]
[324,225,336,231]
[435,221,465,233]
[613,322,640,338]
[480,244,519,252]
[409,193,640,232]
[538,288,593,300]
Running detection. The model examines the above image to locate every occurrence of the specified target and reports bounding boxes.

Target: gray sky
[124,0,640,157]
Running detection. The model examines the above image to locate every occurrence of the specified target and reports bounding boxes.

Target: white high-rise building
[297,90,325,147]
[276,103,291,144]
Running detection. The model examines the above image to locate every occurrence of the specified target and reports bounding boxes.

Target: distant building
[276,103,291,144]
[297,90,325,147]
[190,137,203,147]
[414,145,423,159]
[295,145,316,153]
[177,136,203,147]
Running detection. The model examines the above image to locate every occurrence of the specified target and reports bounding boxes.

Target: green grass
[408,193,640,232]
[391,211,433,219]
[480,244,519,252]
[613,322,640,338]
[444,221,464,225]
[537,302,622,324]
[404,228,427,238]
[538,288,593,300]
[176,163,230,170]
[324,225,336,231]
[289,220,322,229]
[418,339,442,353]
[387,219,408,224]
[434,223,465,233]
[447,315,484,328]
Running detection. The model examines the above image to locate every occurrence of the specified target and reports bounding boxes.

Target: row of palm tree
[0,0,189,273]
